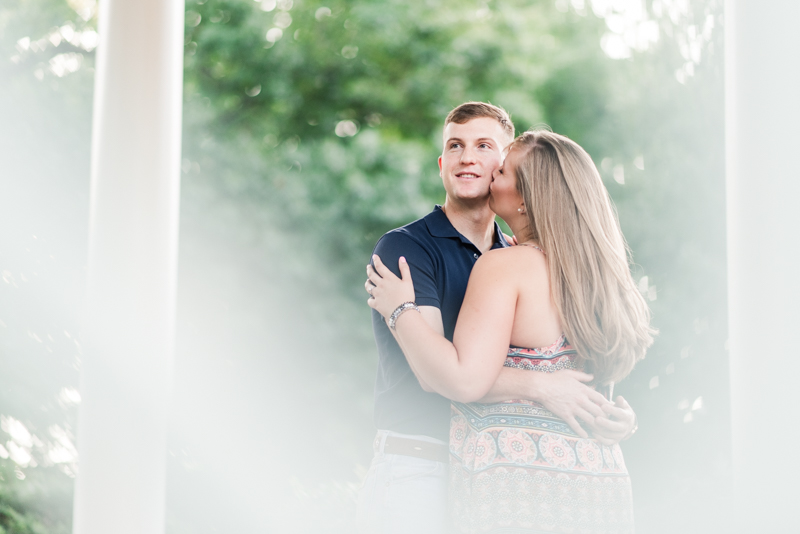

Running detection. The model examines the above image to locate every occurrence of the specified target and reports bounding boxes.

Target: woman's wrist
[388,301,419,330]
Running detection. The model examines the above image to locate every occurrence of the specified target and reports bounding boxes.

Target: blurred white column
[726,0,800,530]
[73,0,184,533]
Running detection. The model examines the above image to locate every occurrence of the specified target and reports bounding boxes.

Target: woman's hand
[366,255,416,320]
[502,233,518,246]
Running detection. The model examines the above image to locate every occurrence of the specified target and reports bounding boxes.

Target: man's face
[438,117,509,205]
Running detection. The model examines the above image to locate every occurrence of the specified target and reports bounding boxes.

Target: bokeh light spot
[274,12,292,29]
[266,28,283,43]
[335,120,359,137]
[341,45,358,59]
[315,6,331,20]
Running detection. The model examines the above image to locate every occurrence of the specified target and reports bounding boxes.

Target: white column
[73,0,184,533]
[726,0,800,530]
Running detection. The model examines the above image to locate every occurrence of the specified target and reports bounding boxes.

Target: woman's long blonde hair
[511,130,656,384]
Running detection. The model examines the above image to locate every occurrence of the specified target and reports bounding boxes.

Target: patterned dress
[449,336,634,533]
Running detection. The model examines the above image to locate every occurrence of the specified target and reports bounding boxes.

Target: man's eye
[450,143,462,149]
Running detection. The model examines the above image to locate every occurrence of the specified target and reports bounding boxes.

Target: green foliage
[182,0,622,301]
[0,461,72,534]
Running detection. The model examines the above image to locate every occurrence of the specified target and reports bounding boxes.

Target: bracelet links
[388,301,419,330]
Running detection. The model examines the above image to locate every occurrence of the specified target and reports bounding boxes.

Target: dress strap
[519,242,546,255]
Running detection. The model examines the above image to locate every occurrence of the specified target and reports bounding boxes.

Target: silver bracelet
[388,301,419,330]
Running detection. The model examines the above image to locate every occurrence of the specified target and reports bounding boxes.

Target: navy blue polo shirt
[370,205,509,441]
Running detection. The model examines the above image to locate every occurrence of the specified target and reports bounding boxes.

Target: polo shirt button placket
[473,253,478,259]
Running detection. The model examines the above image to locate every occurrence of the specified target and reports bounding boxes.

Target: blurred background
[0,0,727,532]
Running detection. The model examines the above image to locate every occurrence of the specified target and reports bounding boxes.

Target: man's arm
[394,309,637,443]
[394,307,635,442]
[381,287,615,439]
[481,370,637,443]
[369,249,636,444]
[480,367,608,438]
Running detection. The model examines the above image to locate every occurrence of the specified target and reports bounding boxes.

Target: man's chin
[449,192,492,209]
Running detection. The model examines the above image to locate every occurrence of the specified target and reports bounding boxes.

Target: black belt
[381,435,450,463]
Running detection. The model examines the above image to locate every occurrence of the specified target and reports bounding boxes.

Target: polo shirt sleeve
[372,231,440,309]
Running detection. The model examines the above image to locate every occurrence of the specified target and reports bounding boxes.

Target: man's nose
[460,146,478,164]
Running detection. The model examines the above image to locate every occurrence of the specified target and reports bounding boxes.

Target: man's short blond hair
[444,102,515,140]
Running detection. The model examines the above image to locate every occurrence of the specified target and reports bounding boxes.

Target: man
[356,102,636,534]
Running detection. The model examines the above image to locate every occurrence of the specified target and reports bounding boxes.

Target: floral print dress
[449,336,634,533]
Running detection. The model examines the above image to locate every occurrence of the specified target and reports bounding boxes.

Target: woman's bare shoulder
[480,245,547,264]
[473,246,547,279]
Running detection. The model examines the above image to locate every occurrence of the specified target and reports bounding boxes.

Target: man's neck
[441,198,497,253]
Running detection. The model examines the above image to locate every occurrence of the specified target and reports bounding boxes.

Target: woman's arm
[386,305,445,392]
[367,251,631,442]
[368,252,517,403]
[367,232,444,392]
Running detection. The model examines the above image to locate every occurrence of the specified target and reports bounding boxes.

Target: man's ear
[438,155,443,177]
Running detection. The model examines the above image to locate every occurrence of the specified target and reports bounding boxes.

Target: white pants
[356,430,449,534]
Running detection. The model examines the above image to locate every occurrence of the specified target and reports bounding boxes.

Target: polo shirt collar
[425,205,509,248]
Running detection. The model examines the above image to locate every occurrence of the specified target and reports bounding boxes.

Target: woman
[366,130,655,533]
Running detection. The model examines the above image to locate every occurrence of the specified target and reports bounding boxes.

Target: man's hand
[586,396,637,445]
[534,370,612,439]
